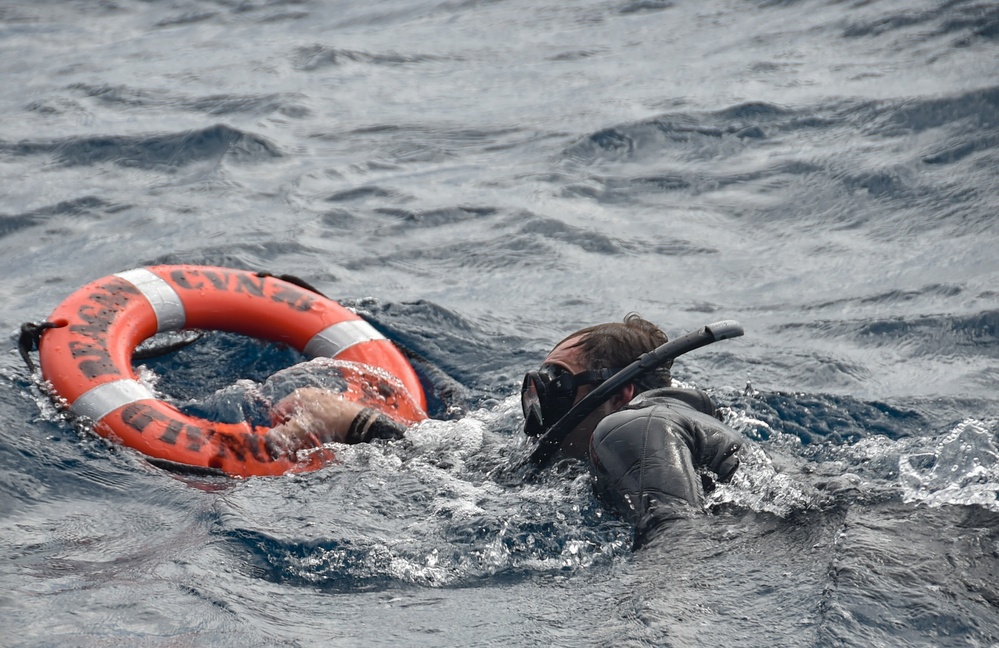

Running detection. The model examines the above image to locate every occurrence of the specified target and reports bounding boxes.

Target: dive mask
[521,364,619,436]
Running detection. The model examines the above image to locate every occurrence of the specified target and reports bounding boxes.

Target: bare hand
[265,388,365,457]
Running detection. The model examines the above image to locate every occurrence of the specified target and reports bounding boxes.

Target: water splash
[223,396,632,590]
[899,417,999,510]
[711,406,819,516]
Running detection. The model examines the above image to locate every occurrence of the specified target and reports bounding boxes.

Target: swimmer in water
[272,313,742,547]
[521,313,742,546]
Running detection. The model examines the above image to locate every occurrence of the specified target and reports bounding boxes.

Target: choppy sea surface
[2,0,999,645]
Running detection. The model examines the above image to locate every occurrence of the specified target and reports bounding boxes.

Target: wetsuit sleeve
[343,407,407,443]
[697,416,741,483]
[588,403,742,545]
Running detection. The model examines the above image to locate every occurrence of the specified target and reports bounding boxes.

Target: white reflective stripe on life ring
[115,268,187,333]
[304,319,385,358]
[70,379,157,422]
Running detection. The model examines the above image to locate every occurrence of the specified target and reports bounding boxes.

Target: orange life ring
[37,265,427,477]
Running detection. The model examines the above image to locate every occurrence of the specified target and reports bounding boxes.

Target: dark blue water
[3,0,999,645]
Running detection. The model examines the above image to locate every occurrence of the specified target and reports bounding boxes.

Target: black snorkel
[527,319,745,467]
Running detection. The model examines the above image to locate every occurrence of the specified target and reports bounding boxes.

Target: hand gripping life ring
[37,265,427,477]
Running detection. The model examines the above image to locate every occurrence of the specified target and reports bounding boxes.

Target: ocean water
[2,0,999,645]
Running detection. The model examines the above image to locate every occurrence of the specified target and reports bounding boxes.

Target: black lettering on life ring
[239,432,267,463]
[270,283,315,312]
[121,402,209,453]
[214,433,244,463]
[184,424,205,452]
[68,340,120,379]
[122,402,157,433]
[159,418,184,445]
[121,402,279,469]
[234,273,266,297]
[171,269,203,291]
[69,283,135,340]
[66,281,143,380]
[200,270,228,291]
[87,281,138,310]
[169,268,316,314]
[69,305,112,341]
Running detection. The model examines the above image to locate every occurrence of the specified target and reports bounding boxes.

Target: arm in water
[265,387,407,459]
[588,389,742,547]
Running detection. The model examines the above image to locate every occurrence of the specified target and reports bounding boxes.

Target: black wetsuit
[588,388,742,547]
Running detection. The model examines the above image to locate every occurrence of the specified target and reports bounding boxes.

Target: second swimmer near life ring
[33,264,427,478]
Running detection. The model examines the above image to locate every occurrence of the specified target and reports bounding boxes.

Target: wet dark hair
[553,313,672,392]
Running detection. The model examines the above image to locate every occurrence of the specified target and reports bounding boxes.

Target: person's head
[521,313,672,457]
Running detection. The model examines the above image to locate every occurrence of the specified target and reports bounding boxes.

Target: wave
[735,388,928,445]
[557,87,999,237]
[292,44,455,71]
[774,310,999,359]
[343,204,714,256]
[0,196,127,238]
[842,1,999,48]
[564,88,999,167]
[1,124,281,169]
[304,123,534,170]
[27,84,310,119]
